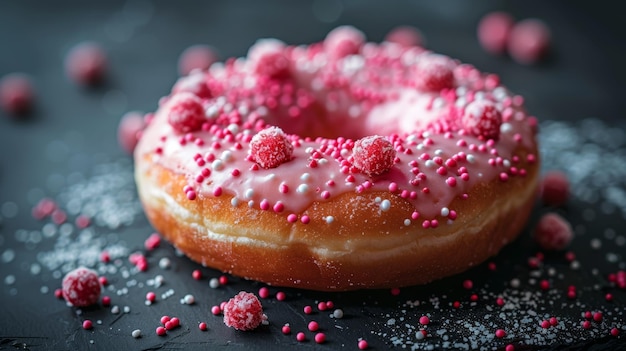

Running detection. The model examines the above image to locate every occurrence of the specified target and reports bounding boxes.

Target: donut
[134,26,540,291]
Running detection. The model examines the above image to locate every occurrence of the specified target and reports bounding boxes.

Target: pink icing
[136,28,537,225]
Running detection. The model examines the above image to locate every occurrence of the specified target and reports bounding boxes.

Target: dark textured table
[1,1,625,350]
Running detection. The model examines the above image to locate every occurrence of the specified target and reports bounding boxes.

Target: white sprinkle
[416,330,425,340]
[333,309,344,319]
[211,159,224,171]
[244,189,254,199]
[111,305,120,314]
[132,329,141,338]
[248,200,254,208]
[297,184,309,193]
[154,275,164,287]
[440,207,450,217]
[325,216,334,224]
[227,123,239,134]
[404,219,411,226]
[231,198,239,206]
[123,306,130,313]
[466,154,476,163]
[380,199,391,212]
[209,278,219,289]
[184,294,195,305]
[510,278,520,288]
[221,150,233,162]
[503,159,511,168]
[425,160,436,168]
[500,123,513,134]
[300,173,311,181]
[159,257,171,269]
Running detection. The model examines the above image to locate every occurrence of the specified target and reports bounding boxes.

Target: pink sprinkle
[98,276,108,286]
[178,44,218,76]
[170,317,180,327]
[161,316,171,325]
[317,301,327,311]
[391,287,401,296]
[508,19,551,65]
[0,73,34,116]
[499,172,509,182]
[273,202,284,213]
[477,11,514,54]
[304,306,313,314]
[446,177,457,187]
[505,345,515,351]
[259,199,270,211]
[496,297,505,306]
[287,214,298,223]
[358,339,369,350]
[117,111,146,154]
[540,279,550,290]
[301,215,310,224]
[314,332,326,344]
[422,220,430,229]
[495,329,506,338]
[385,26,424,47]
[308,321,319,332]
[199,322,208,331]
[606,293,613,302]
[258,287,269,299]
[593,312,603,322]
[213,187,223,197]
[219,275,228,285]
[156,326,167,336]
[65,42,107,86]
[582,321,591,329]
[534,213,573,251]
[541,320,551,329]
[75,215,91,229]
[611,328,620,337]
[144,233,161,250]
[282,324,291,334]
[101,295,111,306]
[550,317,559,326]
[146,292,156,302]
[419,316,430,325]
[82,320,93,330]
[276,291,286,301]
[463,279,473,290]
[211,305,221,315]
[296,332,306,342]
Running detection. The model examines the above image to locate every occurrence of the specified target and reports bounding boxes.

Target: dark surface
[1,1,625,350]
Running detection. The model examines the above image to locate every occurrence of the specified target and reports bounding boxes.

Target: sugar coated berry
[324,25,365,60]
[414,54,456,92]
[248,39,290,78]
[65,41,107,86]
[223,291,264,331]
[461,100,502,140]
[477,12,515,55]
[117,111,146,154]
[0,73,34,116]
[534,213,573,250]
[385,26,424,47]
[249,127,293,169]
[508,19,551,65]
[353,135,396,176]
[166,92,206,133]
[61,267,101,307]
[178,44,218,76]
[541,171,569,207]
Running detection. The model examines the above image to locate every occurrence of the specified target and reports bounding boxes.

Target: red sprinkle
[192,269,202,280]
[61,267,101,307]
[156,326,167,336]
[463,279,473,290]
[146,292,156,302]
[533,213,573,251]
[223,291,264,331]
[82,320,93,330]
[199,322,208,331]
[541,171,570,207]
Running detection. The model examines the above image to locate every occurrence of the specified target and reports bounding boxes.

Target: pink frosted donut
[135,26,540,291]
